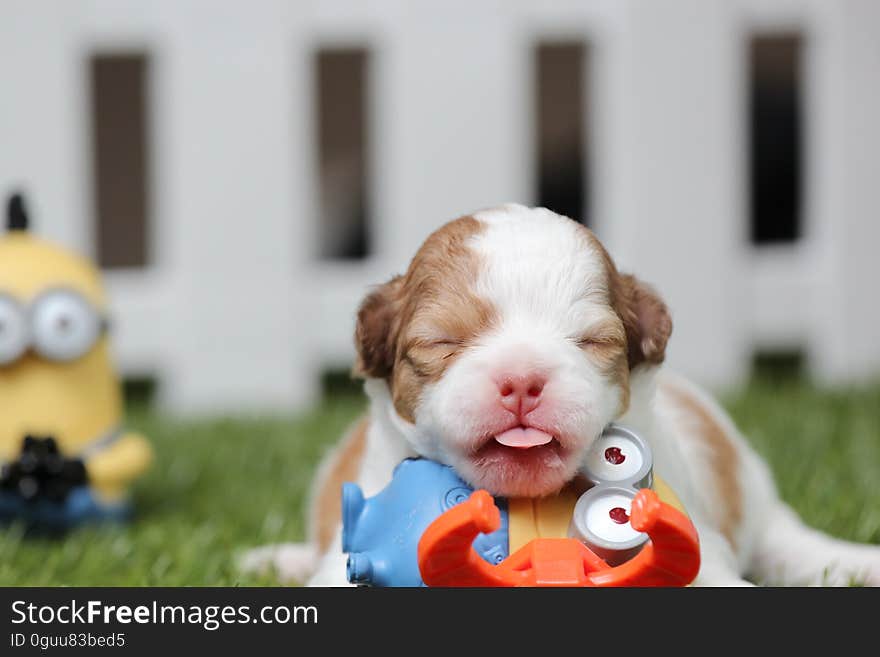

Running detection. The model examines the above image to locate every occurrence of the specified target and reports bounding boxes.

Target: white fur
[245,204,880,587]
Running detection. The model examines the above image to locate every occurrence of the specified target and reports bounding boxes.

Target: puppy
[243,204,880,586]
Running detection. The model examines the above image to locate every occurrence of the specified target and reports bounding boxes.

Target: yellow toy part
[0,193,152,511]
[85,431,153,502]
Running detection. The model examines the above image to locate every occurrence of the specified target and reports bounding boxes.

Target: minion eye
[31,290,103,362]
[0,294,28,366]
[583,424,652,489]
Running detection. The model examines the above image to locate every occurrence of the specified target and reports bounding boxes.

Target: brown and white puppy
[243,204,880,586]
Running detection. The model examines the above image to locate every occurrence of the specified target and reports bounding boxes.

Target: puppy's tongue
[494,427,553,449]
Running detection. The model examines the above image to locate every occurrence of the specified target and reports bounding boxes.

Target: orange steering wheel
[417,488,700,587]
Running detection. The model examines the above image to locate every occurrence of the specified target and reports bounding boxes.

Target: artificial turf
[0,376,877,585]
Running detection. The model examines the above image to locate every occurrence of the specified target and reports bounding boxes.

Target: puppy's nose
[497,374,546,416]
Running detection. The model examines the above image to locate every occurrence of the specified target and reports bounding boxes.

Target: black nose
[6,191,29,231]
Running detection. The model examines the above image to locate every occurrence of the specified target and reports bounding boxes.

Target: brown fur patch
[391,216,495,421]
[310,416,369,554]
[353,215,495,422]
[565,226,635,413]
[572,223,672,373]
[616,273,673,369]
[660,379,743,549]
[353,277,404,379]
[570,223,673,417]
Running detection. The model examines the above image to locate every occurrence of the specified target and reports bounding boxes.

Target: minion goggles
[0,289,109,366]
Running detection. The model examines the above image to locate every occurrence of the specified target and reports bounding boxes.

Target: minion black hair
[6,192,28,231]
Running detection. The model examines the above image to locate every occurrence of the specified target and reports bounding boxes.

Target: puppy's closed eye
[426,338,461,348]
[406,338,463,363]
[438,346,460,361]
[573,321,626,351]
[576,335,618,348]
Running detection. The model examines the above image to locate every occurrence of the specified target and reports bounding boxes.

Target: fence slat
[0,3,90,256]
[599,0,749,389]
[810,0,880,383]
[151,1,315,413]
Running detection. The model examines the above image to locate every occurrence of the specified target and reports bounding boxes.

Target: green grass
[724,378,880,546]
[0,377,877,586]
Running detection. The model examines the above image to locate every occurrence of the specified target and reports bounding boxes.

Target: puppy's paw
[813,557,880,587]
[238,543,318,584]
[854,558,880,587]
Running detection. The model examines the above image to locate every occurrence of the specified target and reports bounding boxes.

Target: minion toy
[0,192,153,532]
[342,425,701,587]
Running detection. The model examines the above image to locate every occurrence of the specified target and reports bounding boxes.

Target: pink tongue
[494,427,553,449]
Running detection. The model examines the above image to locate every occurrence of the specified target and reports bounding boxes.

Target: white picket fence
[1,0,878,414]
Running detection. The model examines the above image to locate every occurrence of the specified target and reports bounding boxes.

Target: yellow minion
[0,192,152,529]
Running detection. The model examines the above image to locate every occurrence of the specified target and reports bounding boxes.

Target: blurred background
[0,0,878,585]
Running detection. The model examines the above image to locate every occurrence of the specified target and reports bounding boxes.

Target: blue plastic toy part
[342,458,508,586]
[0,486,131,533]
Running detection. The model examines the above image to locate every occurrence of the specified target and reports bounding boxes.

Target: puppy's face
[355,205,671,497]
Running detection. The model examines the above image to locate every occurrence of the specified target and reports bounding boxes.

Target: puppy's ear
[353,275,404,379]
[614,273,673,369]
